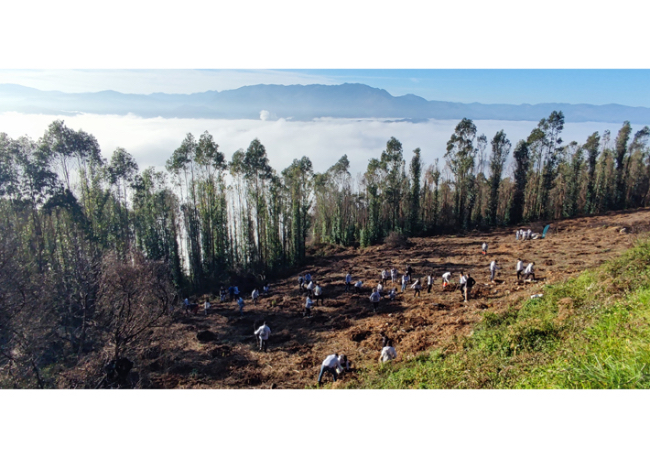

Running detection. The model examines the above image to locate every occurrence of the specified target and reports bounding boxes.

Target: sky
[1,69,650,107]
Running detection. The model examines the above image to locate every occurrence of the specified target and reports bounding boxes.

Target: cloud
[0,112,637,178]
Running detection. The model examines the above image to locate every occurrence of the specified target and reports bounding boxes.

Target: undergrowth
[347,238,650,389]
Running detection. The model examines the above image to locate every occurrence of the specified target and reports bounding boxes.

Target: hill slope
[99,208,650,389]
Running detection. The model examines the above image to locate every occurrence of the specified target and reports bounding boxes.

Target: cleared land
[141,208,650,389]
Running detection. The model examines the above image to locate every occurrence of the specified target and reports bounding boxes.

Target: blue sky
[1,69,649,107]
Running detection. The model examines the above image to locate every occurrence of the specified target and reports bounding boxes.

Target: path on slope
[146,208,650,389]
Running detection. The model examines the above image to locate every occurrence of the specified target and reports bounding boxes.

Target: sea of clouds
[0,112,642,178]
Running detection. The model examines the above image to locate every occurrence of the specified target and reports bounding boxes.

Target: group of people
[516,228,539,240]
[317,336,397,385]
[298,272,325,317]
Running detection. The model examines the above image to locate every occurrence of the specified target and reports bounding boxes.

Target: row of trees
[1,112,649,386]
[312,113,650,246]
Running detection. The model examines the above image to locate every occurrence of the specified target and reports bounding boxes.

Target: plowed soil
[143,208,650,389]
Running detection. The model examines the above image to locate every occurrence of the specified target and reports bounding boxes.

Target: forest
[1,111,649,387]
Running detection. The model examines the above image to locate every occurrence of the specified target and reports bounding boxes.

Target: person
[489,260,500,281]
[482,242,488,255]
[339,355,351,372]
[401,273,410,292]
[524,262,535,281]
[426,273,434,294]
[254,322,271,352]
[390,268,398,285]
[237,296,245,316]
[389,289,396,301]
[318,353,343,385]
[262,283,270,295]
[459,272,468,300]
[516,259,524,280]
[411,279,422,297]
[204,298,211,316]
[228,286,235,301]
[304,272,312,283]
[379,340,397,363]
[516,230,520,241]
[184,297,190,312]
[314,282,324,305]
[306,280,315,297]
[354,280,363,294]
[380,269,388,282]
[304,295,313,317]
[441,272,452,288]
[233,285,240,299]
[369,288,381,312]
[251,288,259,304]
[220,287,227,302]
[299,274,305,291]
[382,269,390,283]
[376,282,384,295]
[463,273,476,303]
[345,272,353,292]
[406,265,413,277]
[526,229,532,240]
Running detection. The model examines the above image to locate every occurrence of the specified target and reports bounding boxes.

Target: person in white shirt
[306,281,314,297]
[426,273,434,294]
[489,260,500,281]
[251,288,259,304]
[411,279,422,297]
[389,289,396,300]
[516,259,524,280]
[459,272,468,301]
[516,230,520,241]
[382,269,390,282]
[401,274,410,292]
[304,296,313,317]
[254,322,271,352]
[441,272,452,287]
[526,229,532,240]
[524,262,535,280]
[345,272,352,292]
[379,339,397,363]
[482,242,488,255]
[376,282,384,295]
[354,280,363,294]
[390,268,398,285]
[318,353,343,385]
[203,299,211,316]
[314,283,324,305]
[369,289,381,312]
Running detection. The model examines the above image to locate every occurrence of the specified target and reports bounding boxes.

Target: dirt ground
[143,208,650,389]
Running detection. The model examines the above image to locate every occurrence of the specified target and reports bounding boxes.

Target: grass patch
[350,238,650,389]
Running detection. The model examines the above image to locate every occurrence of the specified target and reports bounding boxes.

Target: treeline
[1,112,649,387]
[313,112,650,245]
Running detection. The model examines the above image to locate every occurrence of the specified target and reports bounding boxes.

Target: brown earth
[143,208,650,389]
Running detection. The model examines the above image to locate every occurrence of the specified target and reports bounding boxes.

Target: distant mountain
[2,83,650,124]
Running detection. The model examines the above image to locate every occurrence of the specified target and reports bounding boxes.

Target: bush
[383,231,409,248]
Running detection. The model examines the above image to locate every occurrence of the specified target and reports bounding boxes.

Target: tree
[487,130,511,226]
[408,148,422,235]
[445,118,479,229]
[583,132,600,214]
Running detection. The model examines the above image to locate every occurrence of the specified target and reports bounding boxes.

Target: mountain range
[2,83,650,124]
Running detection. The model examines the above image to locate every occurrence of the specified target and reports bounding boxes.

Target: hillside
[90,208,650,389]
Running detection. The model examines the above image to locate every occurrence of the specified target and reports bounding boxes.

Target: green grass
[348,238,650,389]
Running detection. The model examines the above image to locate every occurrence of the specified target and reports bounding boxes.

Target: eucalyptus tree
[445,118,479,229]
[408,148,423,236]
[282,157,313,264]
[583,132,600,214]
[508,140,530,225]
[487,130,511,226]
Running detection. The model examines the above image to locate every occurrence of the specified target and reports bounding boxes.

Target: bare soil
[143,208,650,389]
